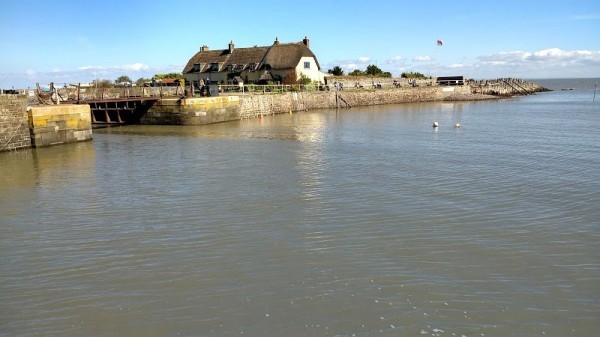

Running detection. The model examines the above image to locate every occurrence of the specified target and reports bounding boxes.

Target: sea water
[1,78,598,336]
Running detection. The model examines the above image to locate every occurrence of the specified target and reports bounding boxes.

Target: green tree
[328,66,344,76]
[401,71,428,79]
[135,77,151,87]
[298,73,312,85]
[365,64,383,76]
[348,69,364,76]
[154,73,184,79]
[93,79,113,88]
[115,75,132,84]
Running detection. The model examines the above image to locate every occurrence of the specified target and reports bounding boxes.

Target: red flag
[437,39,443,46]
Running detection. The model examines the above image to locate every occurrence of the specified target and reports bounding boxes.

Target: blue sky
[1,0,599,88]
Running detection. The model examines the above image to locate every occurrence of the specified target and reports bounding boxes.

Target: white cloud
[3,48,599,88]
[324,57,373,74]
[122,63,149,71]
[1,62,162,88]
[460,48,600,78]
[413,56,432,62]
[340,48,600,78]
[479,48,600,67]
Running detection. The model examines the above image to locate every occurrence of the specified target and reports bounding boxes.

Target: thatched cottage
[182,36,326,87]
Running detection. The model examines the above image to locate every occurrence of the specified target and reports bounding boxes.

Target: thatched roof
[182,39,319,74]
[261,42,320,70]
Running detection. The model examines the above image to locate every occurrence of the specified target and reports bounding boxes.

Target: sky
[1,0,599,88]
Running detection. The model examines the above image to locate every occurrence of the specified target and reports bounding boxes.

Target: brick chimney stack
[303,36,310,48]
[274,37,279,45]
[228,40,234,53]
[200,45,209,52]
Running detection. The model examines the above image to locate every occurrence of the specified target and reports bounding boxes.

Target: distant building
[182,36,326,88]
[436,76,465,86]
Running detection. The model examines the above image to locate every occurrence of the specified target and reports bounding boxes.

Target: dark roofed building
[436,76,465,86]
[182,36,326,88]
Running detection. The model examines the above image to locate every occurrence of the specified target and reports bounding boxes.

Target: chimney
[228,40,234,53]
[200,45,209,52]
[303,36,310,48]
[274,37,279,45]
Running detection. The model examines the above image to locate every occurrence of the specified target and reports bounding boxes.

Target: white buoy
[455,123,461,128]
[433,121,439,128]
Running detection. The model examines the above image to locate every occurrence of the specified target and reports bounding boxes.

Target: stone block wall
[143,96,241,125]
[239,85,471,118]
[0,94,31,152]
[141,86,472,125]
[28,104,93,147]
[238,92,335,118]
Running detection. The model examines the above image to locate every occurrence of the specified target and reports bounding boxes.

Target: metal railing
[201,81,436,96]
[36,83,185,103]
[35,79,446,103]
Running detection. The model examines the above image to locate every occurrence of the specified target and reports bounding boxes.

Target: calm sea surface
[1,78,598,337]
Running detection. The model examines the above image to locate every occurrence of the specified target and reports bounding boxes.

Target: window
[236,64,245,71]
[304,61,310,69]
[227,65,233,72]
[193,63,200,72]
[250,63,257,71]
[210,63,219,71]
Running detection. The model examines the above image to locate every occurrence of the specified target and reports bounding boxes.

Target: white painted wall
[295,57,326,83]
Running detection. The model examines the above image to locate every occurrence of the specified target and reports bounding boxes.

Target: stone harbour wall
[239,85,472,118]
[142,85,473,124]
[28,104,93,148]
[0,94,31,152]
[142,96,241,125]
[469,78,550,95]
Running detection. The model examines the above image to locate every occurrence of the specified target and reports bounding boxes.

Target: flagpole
[435,43,438,80]
[435,39,443,80]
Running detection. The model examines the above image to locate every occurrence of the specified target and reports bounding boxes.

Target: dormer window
[227,65,234,72]
[210,62,219,71]
[236,64,245,71]
[193,63,200,72]
[249,63,257,71]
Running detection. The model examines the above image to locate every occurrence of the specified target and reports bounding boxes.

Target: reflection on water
[1,83,599,337]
